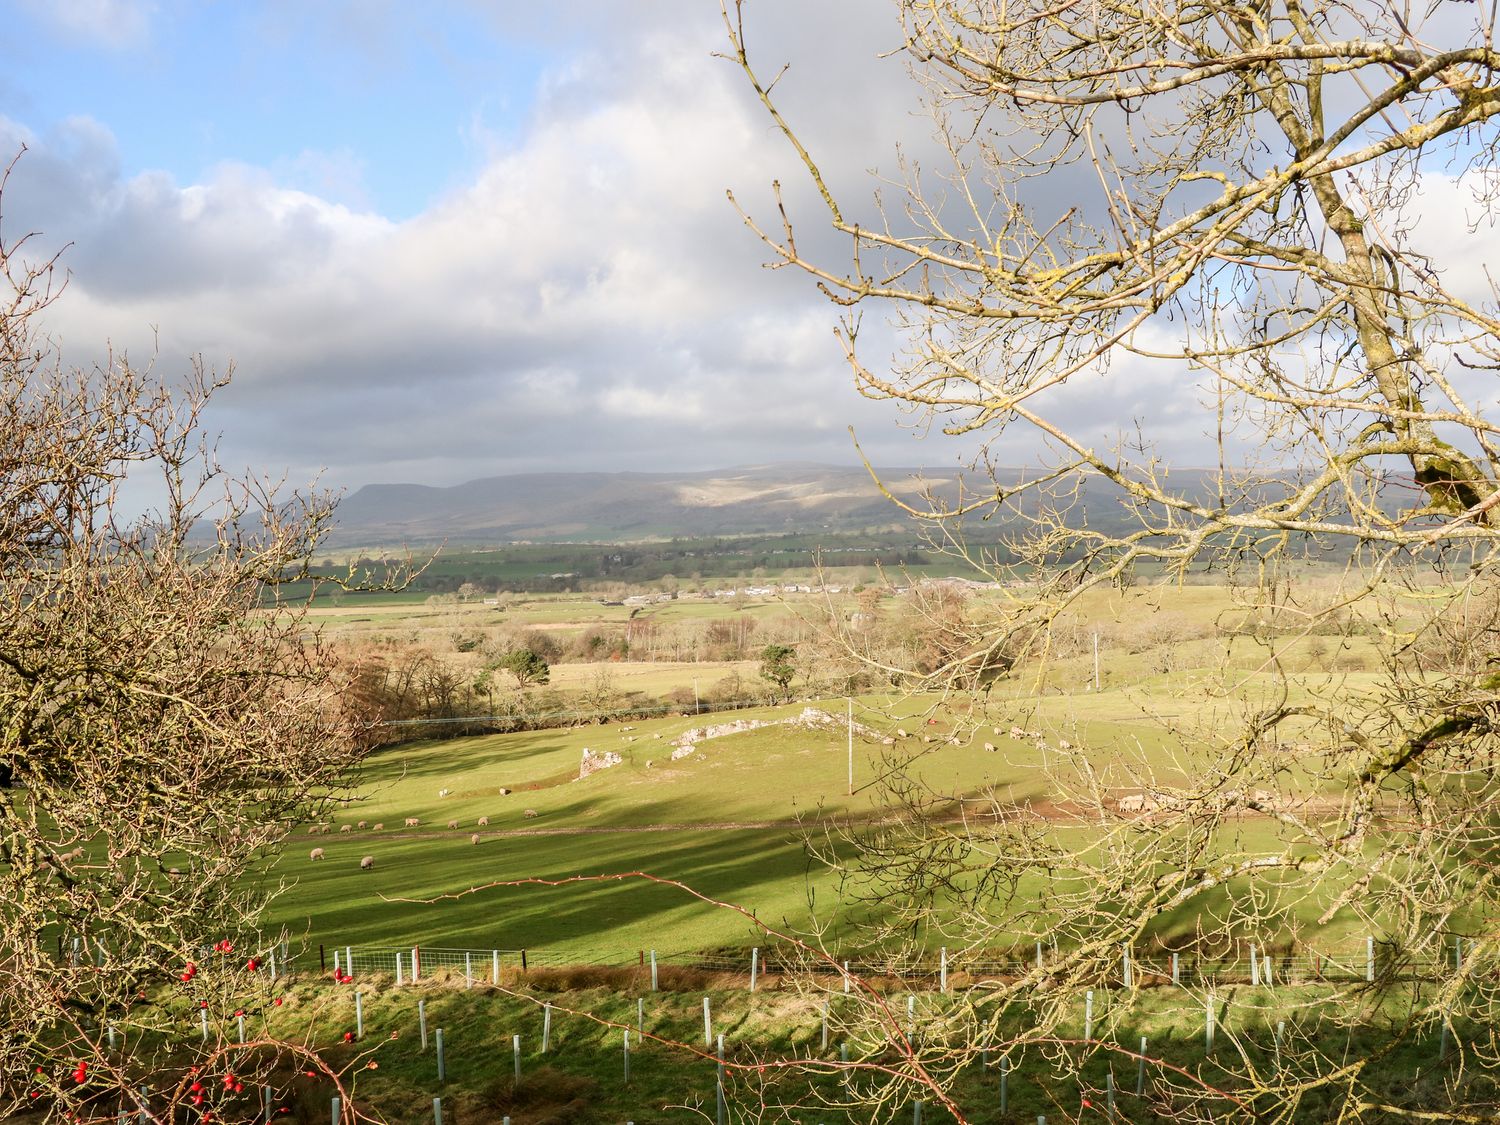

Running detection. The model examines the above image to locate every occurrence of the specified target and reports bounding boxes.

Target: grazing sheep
[470,834,480,845]
[339,824,352,834]
[359,855,374,871]
[1058,739,1073,750]
[404,817,420,828]
[523,808,539,819]
[498,787,511,796]
[309,848,325,861]
[896,728,908,739]
[438,788,450,798]
[371,823,384,831]
[983,742,996,752]
[447,819,459,830]
[476,816,489,826]
[357,820,367,829]
[308,825,322,835]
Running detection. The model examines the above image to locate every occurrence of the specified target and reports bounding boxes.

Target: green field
[264,677,1369,961]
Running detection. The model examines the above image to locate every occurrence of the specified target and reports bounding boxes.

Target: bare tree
[708,1,1500,1120]
[0,167,372,1122]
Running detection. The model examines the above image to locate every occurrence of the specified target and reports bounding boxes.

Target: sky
[2,0,961,495]
[3,2,1495,500]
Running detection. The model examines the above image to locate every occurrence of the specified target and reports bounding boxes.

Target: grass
[144,968,1490,1124]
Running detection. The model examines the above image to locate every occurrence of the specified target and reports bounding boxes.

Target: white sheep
[357,820,367,829]
[438,788,450,798]
[371,823,384,831]
[309,847,325,861]
[359,855,374,870]
[470,834,480,845]
[404,817,420,828]
[447,819,459,830]
[476,816,489,826]
[524,809,539,819]
[339,824,352,834]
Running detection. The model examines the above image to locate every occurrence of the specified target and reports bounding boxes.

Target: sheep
[438,788,450,798]
[470,834,480,846]
[308,825,322,836]
[309,847,325,861]
[447,819,459,830]
[476,816,489,826]
[404,817,420,827]
[498,787,511,796]
[359,855,374,871]
[357,820,367,829]
[371,823,384,831]
[524,809,539,819]
[339,824,352,834]
[983,742,996,752]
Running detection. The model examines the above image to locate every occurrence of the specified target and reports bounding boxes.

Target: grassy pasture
[265,684,1381,959]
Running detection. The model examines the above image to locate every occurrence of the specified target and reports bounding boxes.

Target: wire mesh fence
[299,936,1482,990]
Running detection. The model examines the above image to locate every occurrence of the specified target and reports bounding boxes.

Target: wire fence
[298,936,1482,991]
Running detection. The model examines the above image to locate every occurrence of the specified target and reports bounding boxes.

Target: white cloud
[8,27,930,491]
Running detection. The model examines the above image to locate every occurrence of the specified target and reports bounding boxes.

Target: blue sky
[7,3,548,217]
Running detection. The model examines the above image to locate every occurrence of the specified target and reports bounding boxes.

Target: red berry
[343,1031,354,1042]
[273,997,283,1006]
[233,1083,244,1094]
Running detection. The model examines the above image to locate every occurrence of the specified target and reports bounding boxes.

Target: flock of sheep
[309,787,539,867]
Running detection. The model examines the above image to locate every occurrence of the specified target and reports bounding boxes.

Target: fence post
[431,1097,441,1125]
[844,960,851,994]
[465,953,472,990]
[716,1033,727,1125]
[623,1028,631,1083]
[513,1034,521,1086]
[1136,1036,1147,1095]
[396,952,404,987]
[940,947,948,993]
[435,1028,445,1084]
[750,947,758,992]
[1250,945,1259,986]
[821,999,829,1052]
[1106,1070,1116,1119]
[638,997,644,1036]
[1366,935,1375,982]
[355,992,363,1039]
[703,996,713,1047]
[1084,990,1094,1042]
[1122,945,1132,989]
[1205,989,1215,1054]
[543,1002,552,1052]
[1000,1055,1009,1113]
[1036,941,1043,971]
[650,949,658,991]
[238,1013,246,1044]
[1172,952,1180,987]
[419,999,428,1051]
[492,950,500,985]
[413,946,420,983]
[345,946,352,976]
[200,1008,208,1042]
[331,1097,341,1125]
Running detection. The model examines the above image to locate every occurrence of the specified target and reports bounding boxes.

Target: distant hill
[327,463,971,545]
[325,462,1344,546]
